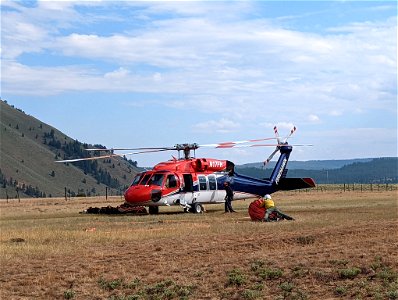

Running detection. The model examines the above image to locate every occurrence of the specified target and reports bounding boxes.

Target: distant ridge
[236,157,398,184]
[0,100,141,199]
[241,158,376,170]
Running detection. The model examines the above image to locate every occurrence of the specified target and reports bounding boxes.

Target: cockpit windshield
[147,173,164,186]
[131,173,144,186]
[139,174,151,185]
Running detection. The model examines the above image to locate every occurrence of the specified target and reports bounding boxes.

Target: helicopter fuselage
[123,145,315,213]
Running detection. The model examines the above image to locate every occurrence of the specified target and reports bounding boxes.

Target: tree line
[236,157,398,184]
[0,169,47,198]
[46,132,123,189]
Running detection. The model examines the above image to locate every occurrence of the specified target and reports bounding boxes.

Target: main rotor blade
[85,147,173,151]
[210,143,312,148]
[199,137,279,148]
[86,137,281,152]
[251,143,312,147]
[56,153,125,163]
[56,149,171,163]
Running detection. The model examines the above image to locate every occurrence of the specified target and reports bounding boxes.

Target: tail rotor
[264,125,297,166]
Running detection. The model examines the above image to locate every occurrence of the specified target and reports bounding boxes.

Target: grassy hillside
[0,100,140,199]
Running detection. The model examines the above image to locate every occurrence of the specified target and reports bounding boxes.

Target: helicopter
[57,126,315,214]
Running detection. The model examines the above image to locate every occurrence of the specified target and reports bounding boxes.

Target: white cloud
[329,110,343,117]
[0,1,396,162]
[153,72,162,82]
[3,11,395,117]
[308,115,320,123]
[193,118,240,133]
[104,67,130,79]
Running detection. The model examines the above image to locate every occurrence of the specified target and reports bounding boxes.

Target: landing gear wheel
[191,203,203,214]
[149,206,159,215]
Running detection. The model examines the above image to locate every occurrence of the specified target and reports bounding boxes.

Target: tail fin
[269,145,292,184]
[269,145,316,191]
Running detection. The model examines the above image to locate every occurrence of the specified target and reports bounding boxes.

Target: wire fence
[296,183,398,193]
[1,183,397,202]
[0,186,125,202]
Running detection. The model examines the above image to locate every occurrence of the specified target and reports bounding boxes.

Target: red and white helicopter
[57,126,315,214]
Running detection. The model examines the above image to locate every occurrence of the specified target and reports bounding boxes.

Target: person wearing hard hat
[223,173,236,213]
[262,194,294,222]
[224,180,235,213]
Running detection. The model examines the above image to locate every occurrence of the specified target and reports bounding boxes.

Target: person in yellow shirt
[261,194,294,222]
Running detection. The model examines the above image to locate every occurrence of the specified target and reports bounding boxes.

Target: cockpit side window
[148,173,164,186]
[165,174,177,188]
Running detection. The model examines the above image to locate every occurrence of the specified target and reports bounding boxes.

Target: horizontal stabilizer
[276,178,316,191]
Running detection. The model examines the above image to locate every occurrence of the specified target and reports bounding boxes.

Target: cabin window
[208,175,217,190]
[148,173,164,186]
[165,174,177,188]
[139,174,151,185]
[198,176,207,190]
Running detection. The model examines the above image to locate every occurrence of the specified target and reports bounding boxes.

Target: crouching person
[263,194,294,222]
[248,194,294,222]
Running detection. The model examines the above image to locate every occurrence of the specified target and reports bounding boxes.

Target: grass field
[1,190,397,300]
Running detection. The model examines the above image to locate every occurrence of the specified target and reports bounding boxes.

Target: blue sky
[1,1,397,167]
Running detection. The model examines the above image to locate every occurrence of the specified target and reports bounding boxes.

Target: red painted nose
[124,186,153,204]
[124,188,132,202]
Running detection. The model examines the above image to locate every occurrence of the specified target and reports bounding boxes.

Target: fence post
[64,187,67,201]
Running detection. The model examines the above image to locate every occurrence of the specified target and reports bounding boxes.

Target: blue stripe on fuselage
[218,173,275,197]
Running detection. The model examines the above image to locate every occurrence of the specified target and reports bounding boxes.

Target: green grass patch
[226,268,247,286]
[279,282,294,293]
[99,278,195,300]
[240,289,262,300]
[98,277,124,291]
[63,289,75,299]
[338,267,361,279]
[257,267,283,280]
[377,267,398,283]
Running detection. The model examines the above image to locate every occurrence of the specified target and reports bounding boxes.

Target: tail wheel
[191,203,203,214]
[148,206,159,215]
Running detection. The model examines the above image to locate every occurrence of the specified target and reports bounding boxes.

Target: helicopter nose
[124,187,133,202]
[124,186,153,204]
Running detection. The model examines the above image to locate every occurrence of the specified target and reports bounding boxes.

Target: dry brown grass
[1,190,397,299]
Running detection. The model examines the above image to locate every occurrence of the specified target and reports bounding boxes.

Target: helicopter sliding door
[178,174,195,206]
[183,174,193,192]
